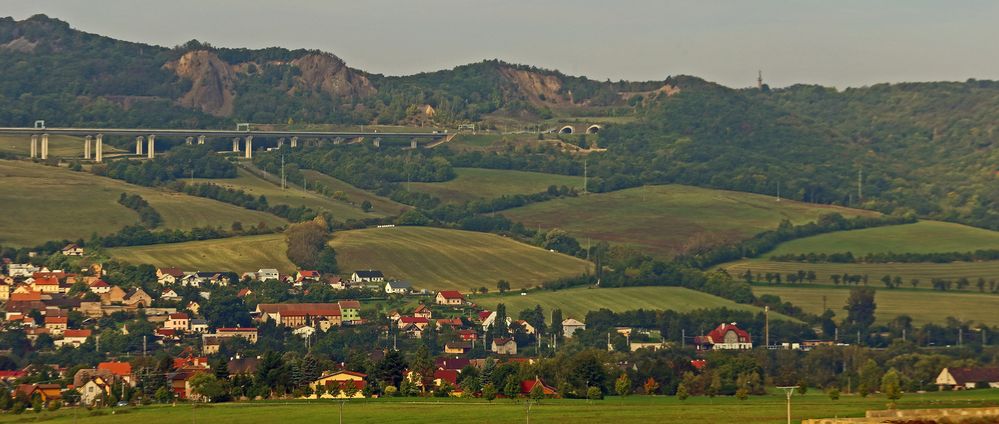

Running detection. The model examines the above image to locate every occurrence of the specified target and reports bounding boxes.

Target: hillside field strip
[0,160,284,246]
[299,170,411,216]
[473,286,796,322]
[753,284,999,326]
[202,168,377,221]
[407,167,585,203]
[330,226,592,291]
[5,390,999,424]
[108,233,296,273]
[501,184,878,258]
[765,220,999,256]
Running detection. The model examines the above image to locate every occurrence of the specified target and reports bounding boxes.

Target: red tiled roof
[63,329,92,338]
[437,290,464,300]
[158,267,184,277]
[337,300,360,309]
[10,291,42,301]
[217,327,257,332]
[520,377,556,395]
[435,357,470,371]
[257,303,341,316]
[434,369,459,386]
[298,270,320,277]
[0,370,26,379]
[89,279,109,288]
[414,304,430,313]
[98,361,132,376]
[478,311,492,321]
[399,316,429,324]
[703,323,751,345]
[169,312,189,320]
[33,277,60,286]
[44,316,68,324]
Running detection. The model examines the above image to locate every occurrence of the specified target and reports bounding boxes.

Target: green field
[300,170,411,216]
[766,221,999,257]
[474,286,795,322]
[203,168,378,221]
[108,233,296,273]
[722,259,999,287]
[330,226,592,291]
[501,184,878,258]
[408,167,584,203]
[6,391,999,424]
[0,160,284,246]
[753,284,999,326]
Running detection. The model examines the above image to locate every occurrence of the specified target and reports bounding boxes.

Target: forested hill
[593,77,999,230]
[0,14,657,127]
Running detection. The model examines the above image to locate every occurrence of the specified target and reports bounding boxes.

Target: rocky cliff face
[164,50,236,117]
[497,66,573,105]
[290,53,375,99]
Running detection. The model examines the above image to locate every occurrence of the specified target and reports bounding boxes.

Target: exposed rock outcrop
[497,66,573,105]
[290,53,375,99]
[164,50,236,117]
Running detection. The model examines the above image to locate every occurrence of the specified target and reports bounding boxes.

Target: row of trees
[771,249,999,264]
[117,193,162,228]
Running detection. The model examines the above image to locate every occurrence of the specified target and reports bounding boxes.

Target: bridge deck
[0,127,446,139]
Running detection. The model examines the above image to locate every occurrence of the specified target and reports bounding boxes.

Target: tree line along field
[6,390,999,424]
[201,167,378,221]
[500,184,879,259]
[299,170,411,216]
[473,286,796,323]
[752,284,999,327]
[723,260,999,288]
[107,233,296,274]
[407,167,585,203]
[330,226,592,291]
[0,160,285,247]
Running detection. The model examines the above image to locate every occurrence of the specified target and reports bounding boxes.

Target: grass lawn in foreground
[753,284,999,326]
[330,226,592,291]
[407,167,584,203]
[473,286,796,322]
[501,184,878,259]
[108,233,295,273]
[5,390,999,424]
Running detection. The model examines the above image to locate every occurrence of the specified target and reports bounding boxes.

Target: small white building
[257,269,280,281]
[562,318,586,338]
[385,281,412,295]
[353,270,385,284]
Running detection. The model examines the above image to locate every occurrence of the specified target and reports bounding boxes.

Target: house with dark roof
[384,280,411,295]
[936,367,999,390]
[492,337,517,355]
[352,270,385,283]
[156,267,184,285]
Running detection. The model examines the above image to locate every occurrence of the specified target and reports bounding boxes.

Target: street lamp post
[777,386,799,424]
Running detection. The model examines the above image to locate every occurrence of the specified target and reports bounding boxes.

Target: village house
[384,280,411,295]
[326,275,347,290]
[337,300,361,324]
[0,280,10,301]
[31,276,63,294]
[55,329,92,348]
[436,318,463,331]
[457,329,479,342]
[44,316,68,335]
[216,327,259,343]
[252,268,280,282]
[187,300,201,315]
[161,288,179,300]
[7,263,39,278]
[97,361,135,386]
[413,304,433,319]
[512,320,536,335]
[15,384,61,402]
[61,243,85,256]
[445,341,473,355]
[165,312,191,331]
[296,270,321,285]
[562,318,586,338]
[695,323,754,350]
[352,270,385,284]
[398,316,430,331]
[99,286,127,305]
[123,288,152,307]
[308,371,368,399]
[189,319,209,333]
[156,267,184,285]
[88,279,111,294]
[435,290,465,306]
[520,377,557,397]
[492,337,518,355]
[255,303,343,327]
[936,367,999,390]
[79,376,112,406]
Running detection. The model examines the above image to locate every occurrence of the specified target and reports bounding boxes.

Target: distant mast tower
[757,70,763,89]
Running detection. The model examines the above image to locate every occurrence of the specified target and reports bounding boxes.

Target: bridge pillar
[197,135,205,145]
[84,135,92,159]
[95,134,103,163]
[232,138,240,152]
[147,135,155,159]
[185,136,193,145]
[135,136,144,155]
[333,137,343,145]
[411,139,418,149]
[373,138,380,148]
[30,134,37,158]
[41,133,49,159]
[244,136,253,159]
[278,137,285,148]
[290,136,298,148]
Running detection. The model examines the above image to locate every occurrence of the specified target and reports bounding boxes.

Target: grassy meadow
[766,220,999,257]
[300,170,411,216]
[330,226,592,291]
[473,286,795,322]
[5,390,999,424]
[501,184,878,258]
[108,234,296,273]
[753,284,999,326]
[0,160,284,246]
[407,167,584,203]
[202,168,377,221]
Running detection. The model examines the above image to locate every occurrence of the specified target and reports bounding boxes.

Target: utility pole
[777,386,798,424]
[765,306,770,348]
[583,158,588,194]
[776,181,781,202]
[681,329,685,349]
[857,167,863,201]
[143,335,147,357]
[281,154,285,190]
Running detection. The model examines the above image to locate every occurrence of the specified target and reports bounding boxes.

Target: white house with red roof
[165,312,190,331]
[88,279,111,294]
[56,329,92,348]
[695,323,753,350]
[435,290,465,306]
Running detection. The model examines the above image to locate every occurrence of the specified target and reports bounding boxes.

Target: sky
[5,0,999,88]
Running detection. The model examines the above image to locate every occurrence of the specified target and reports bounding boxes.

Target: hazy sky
[6,0,998,88]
